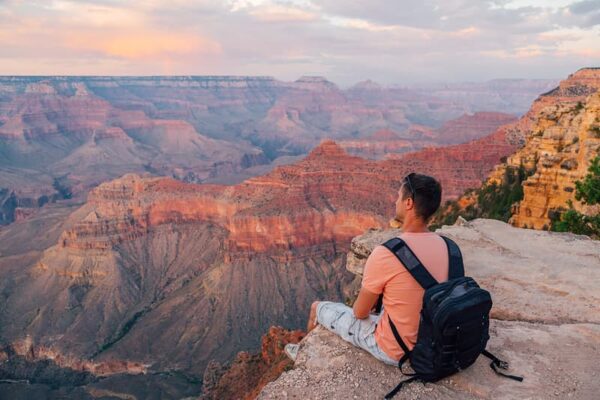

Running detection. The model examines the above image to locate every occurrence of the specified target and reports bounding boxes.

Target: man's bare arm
[353,287,380,319]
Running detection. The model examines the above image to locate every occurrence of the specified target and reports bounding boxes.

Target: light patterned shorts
[316,301,398,366]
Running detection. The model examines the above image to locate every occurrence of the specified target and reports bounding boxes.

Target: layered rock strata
[0,76,554,224]
[433,112,518,145]
[388,127,520,199]
[0,141,398,391]
[337,128,426,159]
[58,137,520,255]
[337,112,517,160]
[485,68,600,229]
[0,77,271,224]
[437,68,600,230]
[0,135,521,398]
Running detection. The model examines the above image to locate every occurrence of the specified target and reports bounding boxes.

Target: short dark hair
[401,173,442,221]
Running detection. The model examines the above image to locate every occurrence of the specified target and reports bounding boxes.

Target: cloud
[66,30,222,59]
[0,0,598,83]
[248,4,319,22]
[313,0,599,33]
[312,0,539,31]
[569,0,600,15]
[48,1,145,27]
[563,0,600,27]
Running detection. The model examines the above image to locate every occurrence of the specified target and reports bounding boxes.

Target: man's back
[362,231,449,360]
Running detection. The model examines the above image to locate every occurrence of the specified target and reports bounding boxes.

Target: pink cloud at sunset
[66,31,222,60]
[0,0,598,84]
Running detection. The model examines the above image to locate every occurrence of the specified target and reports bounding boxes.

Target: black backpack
[380,235,523,399]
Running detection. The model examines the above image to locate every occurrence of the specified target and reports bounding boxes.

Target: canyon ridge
[1,70,597,399]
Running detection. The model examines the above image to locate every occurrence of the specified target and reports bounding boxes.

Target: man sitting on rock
[285,173,448,365]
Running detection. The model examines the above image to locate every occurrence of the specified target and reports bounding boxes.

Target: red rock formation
[338,127,434,159]
[0,141,391,379]
[0,76,553,225]
[338,112,516,160]
[0,78,266,224]
[58,141,398,255]
[60,130,519,255]
[434,112,518,144]
[433,68,600,229]
[387,127,520,199]
[202,326,304,400]
[0,131,524,398]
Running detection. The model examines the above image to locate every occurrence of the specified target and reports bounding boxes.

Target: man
[285,173,448,365]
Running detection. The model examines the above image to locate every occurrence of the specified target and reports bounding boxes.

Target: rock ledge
[259,219,600,399]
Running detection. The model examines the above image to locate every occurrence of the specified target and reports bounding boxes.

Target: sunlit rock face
[0,141,396,386]
[478,68,600,229]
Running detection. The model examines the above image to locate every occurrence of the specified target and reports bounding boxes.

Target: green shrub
[430,164,531,229]
[551,156,600,239]
[574,156,600,204]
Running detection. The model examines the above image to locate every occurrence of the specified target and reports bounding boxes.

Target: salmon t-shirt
[362,232,449,360]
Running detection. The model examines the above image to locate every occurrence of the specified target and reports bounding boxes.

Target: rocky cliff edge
[259,218,600,400]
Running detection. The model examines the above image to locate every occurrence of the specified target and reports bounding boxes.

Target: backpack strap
[382,237,438,289]
[388,315,412,372]
[440,236,465,279]
[385,319,421,399]
[482,350,524,382]
[384,376,420,399]
[382,238,437,373]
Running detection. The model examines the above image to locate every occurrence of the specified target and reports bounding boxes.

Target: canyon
[2,72,588,399]
[0,76,553,225]
[0,128,521,397]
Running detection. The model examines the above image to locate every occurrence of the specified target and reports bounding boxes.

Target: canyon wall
[0,133,519,397]
[0,74,562,398]
[0,76,553,225]
[485,68,600,229]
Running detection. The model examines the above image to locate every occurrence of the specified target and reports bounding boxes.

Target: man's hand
[353,287,380,319]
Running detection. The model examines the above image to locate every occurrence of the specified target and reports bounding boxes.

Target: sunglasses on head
[404,172,415,199]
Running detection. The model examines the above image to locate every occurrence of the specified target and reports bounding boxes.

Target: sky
[0,0,599,85]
